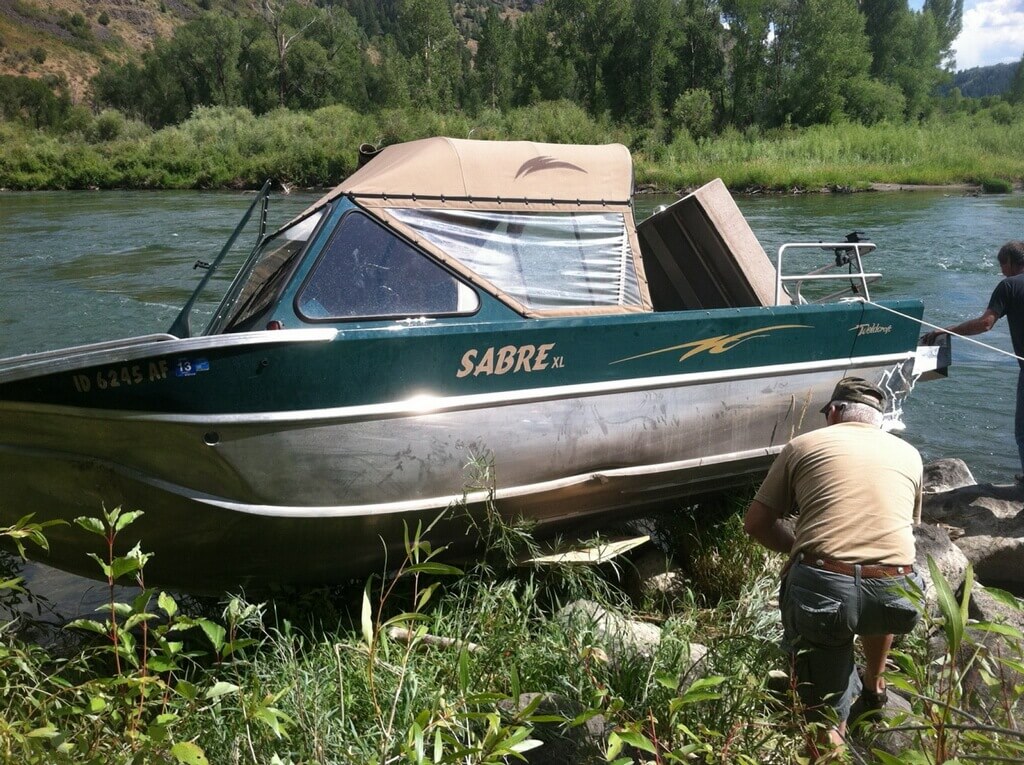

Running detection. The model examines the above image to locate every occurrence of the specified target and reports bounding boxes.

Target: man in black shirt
[924,241,1024,480]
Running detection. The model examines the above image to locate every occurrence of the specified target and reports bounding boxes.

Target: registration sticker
[175,358,210,378]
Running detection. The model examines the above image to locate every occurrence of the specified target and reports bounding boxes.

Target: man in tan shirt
[744,377,923,754]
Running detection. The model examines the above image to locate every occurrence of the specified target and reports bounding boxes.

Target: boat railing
[774,242,880,306]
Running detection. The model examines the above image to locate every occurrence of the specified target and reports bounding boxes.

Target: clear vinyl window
[389,208,642,310]
[297,211,478,320]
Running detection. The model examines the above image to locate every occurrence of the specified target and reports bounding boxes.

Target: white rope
[862,298,1024,364]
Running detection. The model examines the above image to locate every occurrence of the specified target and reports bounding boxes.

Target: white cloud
[953,0,1024,70]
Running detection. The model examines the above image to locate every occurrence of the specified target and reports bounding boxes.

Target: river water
[1,188,1022,611]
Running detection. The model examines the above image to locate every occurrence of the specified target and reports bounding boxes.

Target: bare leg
[861,633,894,694]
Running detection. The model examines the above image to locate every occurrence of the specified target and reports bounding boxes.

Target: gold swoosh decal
[609,324,811,365]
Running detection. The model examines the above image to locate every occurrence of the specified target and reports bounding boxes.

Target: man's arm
[743,499,795,555]
[922,309,998,344]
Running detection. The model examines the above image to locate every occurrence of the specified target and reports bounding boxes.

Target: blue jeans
[1015,368,1024,475]
[780,560,923,724]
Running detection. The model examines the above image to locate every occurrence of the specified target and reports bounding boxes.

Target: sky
[919,0,1024,70]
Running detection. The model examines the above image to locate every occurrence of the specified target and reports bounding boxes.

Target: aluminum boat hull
[0,302,924,589]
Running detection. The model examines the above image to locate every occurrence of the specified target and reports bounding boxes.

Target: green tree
[365,34,412,108]
[396,0,462,109]
[171,14,243,107]
[0,74,71,128]
[1009,52,1024,105]
[923,0,963,67]
[474,8,513,111]
[604,0,673,125]
[511,10,575,105]
[281,4,367,110]
[784,0,873,124]
[663,0,726,129]
[721,0,773,125]
[671,87,714,138]
[257,0,323,108]
[545,0,629,115]
[861,0,942,118]
[238,18,279,114]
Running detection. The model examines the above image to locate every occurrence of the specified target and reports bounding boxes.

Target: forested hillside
[3,0,1010,136]
[1,0,1023,193]
[952,62,1020,98]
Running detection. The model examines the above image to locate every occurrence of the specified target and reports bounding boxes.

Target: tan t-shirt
[754,422,923,565]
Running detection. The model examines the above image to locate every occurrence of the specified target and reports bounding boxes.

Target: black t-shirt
[988,274,1024,368]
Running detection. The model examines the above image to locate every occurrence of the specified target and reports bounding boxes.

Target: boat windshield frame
[168,181,272,339]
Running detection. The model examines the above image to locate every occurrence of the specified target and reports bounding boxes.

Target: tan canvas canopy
[287,137,652,318]
[303,137,636,213]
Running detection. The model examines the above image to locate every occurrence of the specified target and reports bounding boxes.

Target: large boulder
[923,458,977,493]
[921,482,1024,590]
[554,599,662,663]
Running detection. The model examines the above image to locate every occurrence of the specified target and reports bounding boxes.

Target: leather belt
[800,553,913,579]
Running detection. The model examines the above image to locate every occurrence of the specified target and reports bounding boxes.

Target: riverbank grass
[4,502,1024,763]
[2,103,1023,191]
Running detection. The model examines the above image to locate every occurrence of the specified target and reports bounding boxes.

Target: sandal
[860,685,888,710]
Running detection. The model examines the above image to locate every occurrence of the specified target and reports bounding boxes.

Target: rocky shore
[514,458,1024,763]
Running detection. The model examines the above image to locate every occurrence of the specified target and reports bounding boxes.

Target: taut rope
[861,298,1024,364]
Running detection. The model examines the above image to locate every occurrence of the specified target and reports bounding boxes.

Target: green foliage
[872,560,1024,762]
[1,104,1023,191]
[10,500,1024,762]
[671,88,714,140]
[0,508,264,763]
[0,75,72,129]
[1009,54,1024,105]
[988,101,1017,125]
[785,0,873,126]
[980,177,1013,193]
[98,11,110,26]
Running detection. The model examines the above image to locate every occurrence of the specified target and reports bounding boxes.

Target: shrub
[98,11,110,25]
[90,109,127,142]
[981,177,1013,193]
[846,77,906,125]
[29,46,46,64]
[672,88,715,140]
[989,101,1015,125]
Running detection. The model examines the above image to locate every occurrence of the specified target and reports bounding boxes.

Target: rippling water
[1,188,1022,610]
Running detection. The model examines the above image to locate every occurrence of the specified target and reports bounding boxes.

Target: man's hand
[923,310,998,345]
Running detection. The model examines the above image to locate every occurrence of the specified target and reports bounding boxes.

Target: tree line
[4,0,1023,140]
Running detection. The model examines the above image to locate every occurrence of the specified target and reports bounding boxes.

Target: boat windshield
[215,210,325,333]
[389,208,643,310]
[296,211,478,321]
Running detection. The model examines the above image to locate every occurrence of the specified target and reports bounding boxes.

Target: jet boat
[0,137,943,589]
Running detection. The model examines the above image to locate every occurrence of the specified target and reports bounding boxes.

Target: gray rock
[497,692,608,765]
[923,458,977,493]
[957,534,1024,588]
[969,583,1024,629]
[921,481,1024,589]
[676,642,710,688]
[914,523,970,613]
[624,549,685,607]
[850,690,915,756]
[928,624,1024,714]
[555,599,662,663]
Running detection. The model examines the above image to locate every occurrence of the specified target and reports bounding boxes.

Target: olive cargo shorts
[780,561,923,723]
